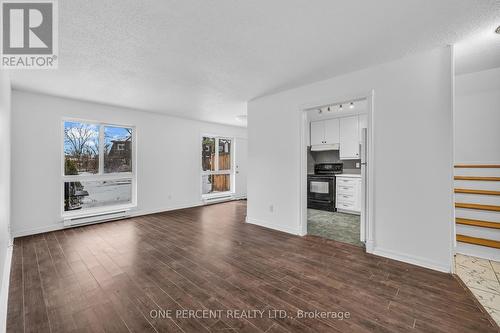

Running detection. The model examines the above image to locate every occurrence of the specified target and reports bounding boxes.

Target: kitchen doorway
[299,92,374,252]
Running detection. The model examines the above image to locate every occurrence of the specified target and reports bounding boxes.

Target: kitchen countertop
[335,173,361,178]
[307,173,361,178]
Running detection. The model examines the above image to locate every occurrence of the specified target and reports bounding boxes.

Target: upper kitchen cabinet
[324,118,340,144]
[310,121,325,146]
[339,116,359,159]
[310,119,339,150]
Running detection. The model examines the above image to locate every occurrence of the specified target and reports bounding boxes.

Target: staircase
[454,164,500,260]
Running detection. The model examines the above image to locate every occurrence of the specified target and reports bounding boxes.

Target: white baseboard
[365,240,375,254]
[245,216,301,235]
[0,243,13,333]
[373,246,451,273]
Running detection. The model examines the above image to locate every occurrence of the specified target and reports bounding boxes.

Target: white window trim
[61,118,137,218]
[201,134,234,198]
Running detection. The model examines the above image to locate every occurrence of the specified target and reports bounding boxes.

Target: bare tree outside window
[64,122,99,175]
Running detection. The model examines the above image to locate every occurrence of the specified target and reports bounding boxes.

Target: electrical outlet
[168,194,172,200]
[356,162,360,168]
[269,205,274,213]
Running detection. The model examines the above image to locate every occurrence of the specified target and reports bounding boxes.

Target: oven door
[307,176,334,209]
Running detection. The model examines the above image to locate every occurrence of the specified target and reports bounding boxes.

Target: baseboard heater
[203,195,233,204]
[63,209,131,227]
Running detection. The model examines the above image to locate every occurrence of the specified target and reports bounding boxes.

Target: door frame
[234,137,248,199]
[298,90,376,253]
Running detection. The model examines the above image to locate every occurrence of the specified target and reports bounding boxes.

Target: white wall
[0,71,12,331]
[247,47,454,272]
[11,91,247,236]
[455,67,500,163]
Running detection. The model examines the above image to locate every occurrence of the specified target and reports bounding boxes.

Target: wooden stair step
[456,218,500,229]
[454,188,500,196]
[456,234,500,249]
[455,164,500,168]
[454,176,500,181]
[455,203,500,212]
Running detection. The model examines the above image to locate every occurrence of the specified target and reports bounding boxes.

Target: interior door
[234,138,247,198]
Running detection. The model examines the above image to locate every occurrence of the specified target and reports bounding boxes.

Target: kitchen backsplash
[307,148,361,174]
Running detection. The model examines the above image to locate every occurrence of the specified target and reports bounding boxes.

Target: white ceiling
[455,25,500,75]
[10,0,500,126]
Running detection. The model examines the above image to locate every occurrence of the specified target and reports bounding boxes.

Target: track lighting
[339,104,343,111]
[349,102,354,109]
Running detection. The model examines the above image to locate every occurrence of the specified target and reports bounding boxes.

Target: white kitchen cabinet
[339,116,359,159]
[324,118,340,144]
[310,119,339,147]
[310,121,325,145]
[336,176,361,214]
[310,114,365,153]
[358,114,368,143]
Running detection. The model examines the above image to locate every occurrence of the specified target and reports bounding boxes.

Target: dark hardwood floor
[6,201,498,332]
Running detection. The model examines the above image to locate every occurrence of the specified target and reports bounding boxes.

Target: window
[64,121,99,175]
[104,126,132,173]
[63,121,135,214]
[201,136,232,195]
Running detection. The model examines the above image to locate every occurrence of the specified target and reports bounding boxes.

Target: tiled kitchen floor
[307,209,363,247]
[455,254,500,325]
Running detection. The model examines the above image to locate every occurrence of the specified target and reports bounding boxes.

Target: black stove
[314,163,343,175]
[307,163,343,211]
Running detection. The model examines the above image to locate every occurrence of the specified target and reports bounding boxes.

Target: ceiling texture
[455,24,500,75]
[10,0,500,126]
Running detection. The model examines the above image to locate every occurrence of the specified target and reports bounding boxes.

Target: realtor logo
[1,0,58,69]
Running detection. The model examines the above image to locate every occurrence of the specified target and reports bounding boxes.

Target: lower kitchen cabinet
[336,176,361,214]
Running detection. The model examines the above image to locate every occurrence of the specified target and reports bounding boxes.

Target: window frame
[61,118,137,218]
[200,134,234,198]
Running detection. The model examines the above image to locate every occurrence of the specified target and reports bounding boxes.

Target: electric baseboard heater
[63,209,131,227]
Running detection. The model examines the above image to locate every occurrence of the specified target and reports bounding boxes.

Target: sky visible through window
[105,126,132,153]
[63,121,99,156]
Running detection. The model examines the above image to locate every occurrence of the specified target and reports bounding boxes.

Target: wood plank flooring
[6,201,499,332]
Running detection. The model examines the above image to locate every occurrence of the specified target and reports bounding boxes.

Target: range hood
[310,143,340,151]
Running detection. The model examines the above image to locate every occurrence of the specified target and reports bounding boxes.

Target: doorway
[299,92,374,252]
